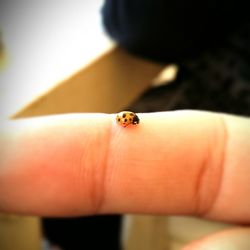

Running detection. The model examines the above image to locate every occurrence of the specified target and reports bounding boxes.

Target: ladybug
[116,111,140,127]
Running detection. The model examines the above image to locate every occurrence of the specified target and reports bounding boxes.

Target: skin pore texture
[0,110,250,224]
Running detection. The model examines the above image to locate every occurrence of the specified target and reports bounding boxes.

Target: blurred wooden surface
[123,215,232,250]
[13,46,164,118]
[0,215,41,250]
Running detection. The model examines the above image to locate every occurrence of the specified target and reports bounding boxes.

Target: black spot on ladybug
[122,113,126,118]
[129,118,132,121]
[130,113,134,116]
[118,118,120,121]
[124,118,127,122]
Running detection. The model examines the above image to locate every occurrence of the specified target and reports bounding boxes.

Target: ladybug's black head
[132,115,140,125]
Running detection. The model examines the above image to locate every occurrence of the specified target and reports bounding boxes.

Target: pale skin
[0,110,250,249]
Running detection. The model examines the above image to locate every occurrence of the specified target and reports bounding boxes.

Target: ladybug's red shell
[116,111,140,127]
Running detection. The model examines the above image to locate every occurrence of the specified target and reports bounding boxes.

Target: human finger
[0,111,249,222]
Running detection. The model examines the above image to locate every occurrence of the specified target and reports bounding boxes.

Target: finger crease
[92,118,113,214]
[197,115,228,217]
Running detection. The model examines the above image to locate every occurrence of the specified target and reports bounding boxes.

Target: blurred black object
[43,215,121,250]
[102,0,250,115]
[127,21,250,116]
[102,0,249,63]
